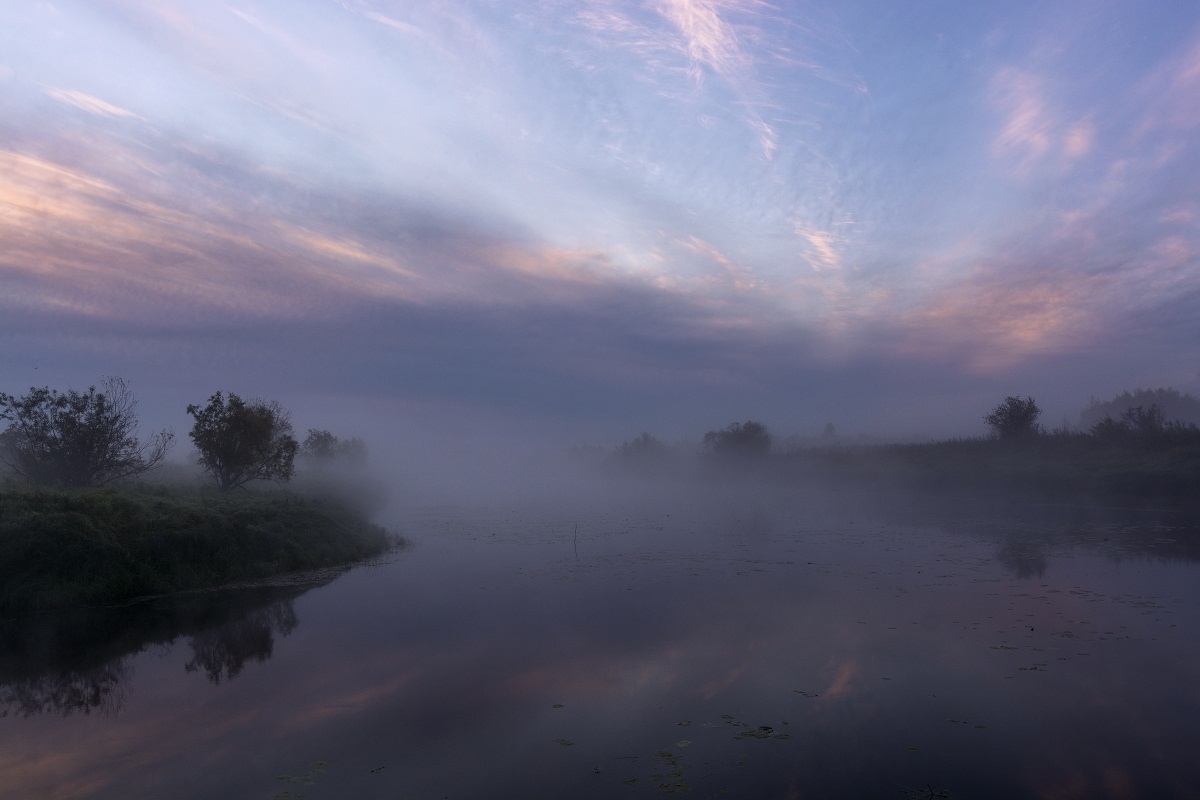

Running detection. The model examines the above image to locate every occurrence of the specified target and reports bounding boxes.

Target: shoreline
[0,483,401,613]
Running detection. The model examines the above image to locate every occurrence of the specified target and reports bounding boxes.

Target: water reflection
[993,536,1050,578]
[877,496,1200,579]
[0,661,131,719]
[184,602,299,685]
[1,493,1198,799]
[0,580,324,718]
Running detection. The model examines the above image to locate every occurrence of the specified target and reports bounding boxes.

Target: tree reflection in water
[0,660,130,719]
[0,579,326,718]
[184,602,299,684]
[882,496,1200,579]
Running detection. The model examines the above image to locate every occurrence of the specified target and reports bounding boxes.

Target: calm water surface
[2,488,1199,799]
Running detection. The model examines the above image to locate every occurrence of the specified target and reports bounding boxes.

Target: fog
[6,0,1200,792]
[7,371,1200,799]
[98,375,1192,524]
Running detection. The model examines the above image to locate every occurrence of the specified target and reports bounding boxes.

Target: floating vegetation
[731,724,791,741]
[649,750,691,795]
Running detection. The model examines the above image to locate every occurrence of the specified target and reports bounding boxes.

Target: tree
[1089,404,1193,439]
[984,396,1042,440]
[608,432,677,473]
[1080,387,1200,429]
[1121,404,1166,436]
[300,429,368,467]
[616,432,669,459]
[186,392,298,491]
[702,421,772,459]
[0,377,173,487]
[300,429,338,462]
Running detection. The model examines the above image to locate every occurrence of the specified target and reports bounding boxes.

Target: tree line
[982,393,1200,440]
[603,389,1200,471]
[0,379,366,491]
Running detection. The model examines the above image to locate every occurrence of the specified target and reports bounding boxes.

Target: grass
[0,483,399,612]
[790,430,1200,510]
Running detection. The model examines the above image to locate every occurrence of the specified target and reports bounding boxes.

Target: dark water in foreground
[2,488,1199,799]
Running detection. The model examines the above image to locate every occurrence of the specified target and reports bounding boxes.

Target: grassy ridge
[0,485,397,612]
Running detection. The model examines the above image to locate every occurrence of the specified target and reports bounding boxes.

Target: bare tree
[0,377,173,487]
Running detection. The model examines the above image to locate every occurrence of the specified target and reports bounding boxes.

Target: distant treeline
[588,389,1200,511]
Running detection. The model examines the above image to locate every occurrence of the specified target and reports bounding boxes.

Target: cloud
[893,272,1106,373]
[989,67,1095,173]
[4,2,1200,440]
[654,0,755,83]
[571,0,807,160]
[793,223,844,272]
[45,88,140,118]
[6,104,1190,434]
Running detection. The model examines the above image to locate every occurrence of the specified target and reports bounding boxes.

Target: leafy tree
[1089,404,1199,439]
[984,396,1042,440]
[1121,404,1166,436]
[186,392,298,491]
[300,429,368,467]
[300,428,339,461]
[703,421,772,459]
[1081,387,1200,429]
[0,377,173,487]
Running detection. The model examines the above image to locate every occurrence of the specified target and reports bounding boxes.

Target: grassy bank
[0,484,399,612]
[792,431,1200,510]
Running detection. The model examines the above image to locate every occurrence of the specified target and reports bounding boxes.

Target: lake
[3,482,1199,799]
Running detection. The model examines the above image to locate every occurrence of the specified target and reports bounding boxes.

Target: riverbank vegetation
[1,378,397,612]
[0,484,397,612]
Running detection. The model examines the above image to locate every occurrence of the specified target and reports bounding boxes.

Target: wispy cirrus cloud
[654,0,757,83]
[45,87,141,118]
[792,222,848,272]
[989,66,1095,172]
[572,0,801,159]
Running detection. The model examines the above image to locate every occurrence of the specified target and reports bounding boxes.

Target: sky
[2,0,1200,457]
